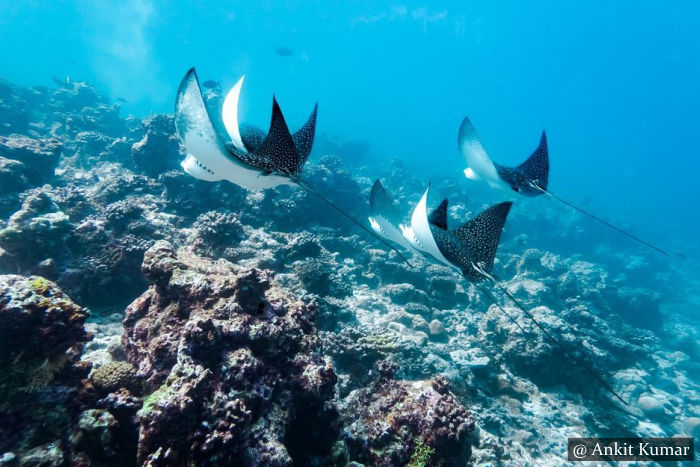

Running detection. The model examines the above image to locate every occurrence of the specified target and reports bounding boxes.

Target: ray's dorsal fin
[516,131,549,190]
[256,96,301,175]
[370,179,403,226]
[453,202,512,273]
[428,199,449,230]
[293,103,318,167]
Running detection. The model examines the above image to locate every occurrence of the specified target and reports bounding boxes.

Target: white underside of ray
[175,70,292,190]
[368,216,413,251]
[222,75,247,153]
[401,186,454,269]
[459,118,509,191]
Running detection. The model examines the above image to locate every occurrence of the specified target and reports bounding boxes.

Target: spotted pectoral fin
[292,102,318,167]
[254,96,301,175]
[239,124,266,153]
[452,202,512,273]
[515,131,549,190]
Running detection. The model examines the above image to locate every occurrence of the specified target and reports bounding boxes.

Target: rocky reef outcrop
[0,275,92,464]
[340,360,474,466]
[130,114,181,177]
[0,136,62,217]
[0,75,696,466]
[123,241,338,465]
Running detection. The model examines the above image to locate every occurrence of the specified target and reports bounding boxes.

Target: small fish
[275,46,294,57]
[115,97,129,103]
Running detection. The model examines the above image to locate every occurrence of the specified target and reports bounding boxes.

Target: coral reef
[122,241,338,465]
[0,76,697,466]
[0,275,91,461]
[340,361,474,466]
[0,190,72,272]
[89,361,139,395]
[130,114,182,177]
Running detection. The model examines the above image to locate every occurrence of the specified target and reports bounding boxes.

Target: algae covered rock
[70,409,120,462]
[340,361,474,466]
[131,114,182,177]
[0,190,72,272]
[122,241,339,465]
[191,209,247,258]
[0,274,91,455]
[0,136,62,184]
[294,257,352,298]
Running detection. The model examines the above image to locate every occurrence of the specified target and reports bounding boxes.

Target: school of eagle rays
[174,67,671,413]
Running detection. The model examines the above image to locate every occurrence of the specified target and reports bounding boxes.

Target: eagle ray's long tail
[529,182,669,257]
[474,283,528,334]
[492,277,629,406]
[294,177,413,266]
[474,264,629,407]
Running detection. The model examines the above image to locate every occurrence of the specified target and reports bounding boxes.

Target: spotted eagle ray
[369,180,629,405]
[459,117,669,256]
[174,67,410,263]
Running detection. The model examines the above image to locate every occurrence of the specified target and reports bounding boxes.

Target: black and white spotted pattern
[432,201,512,282]
[292,103,317,167]
[226,96,318,178]
[239,124,266,153]
[495,131,549,196]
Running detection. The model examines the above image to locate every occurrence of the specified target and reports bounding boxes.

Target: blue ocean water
[2,1,699,256]
[2,2,700,464]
